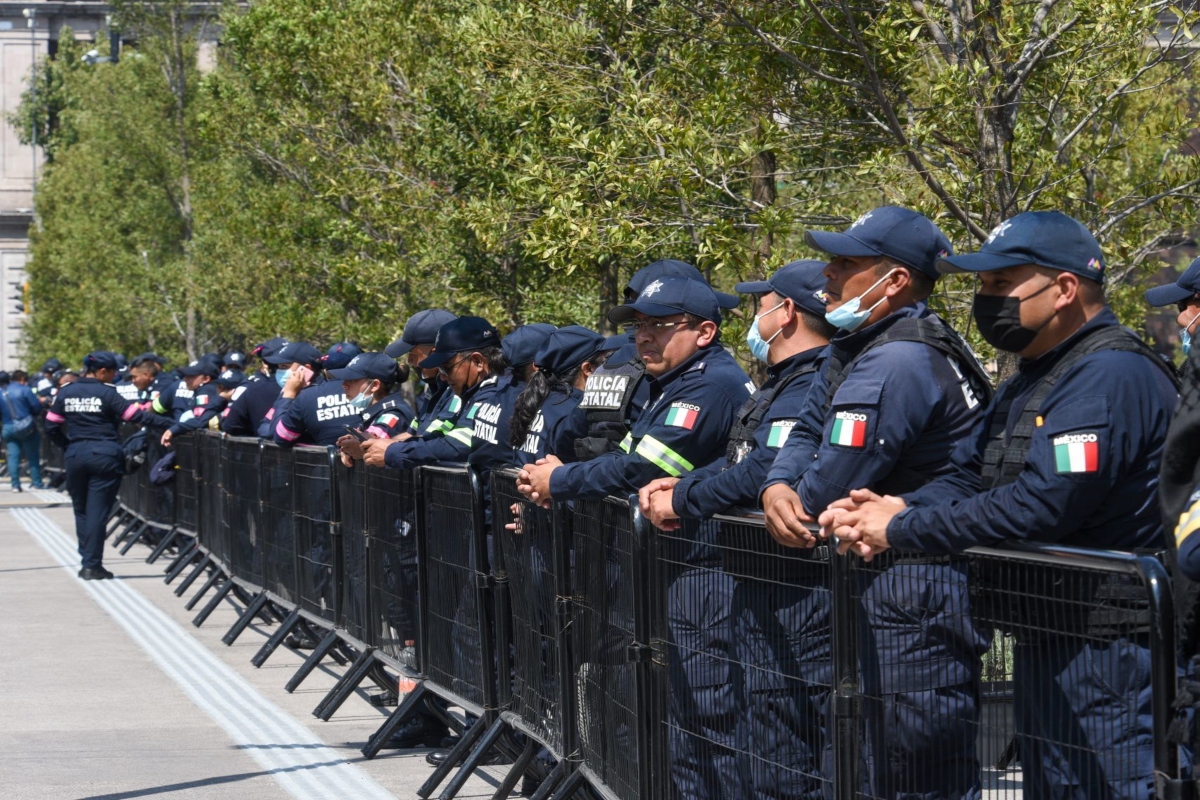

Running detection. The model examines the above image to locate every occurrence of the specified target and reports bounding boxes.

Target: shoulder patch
[767,420,796,448]
[448,396,462,413]
[829,411,868,448]
[664,402,700,430]
[1052,431,1100,474]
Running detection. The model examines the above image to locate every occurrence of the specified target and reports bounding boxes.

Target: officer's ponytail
[509,368,578,449]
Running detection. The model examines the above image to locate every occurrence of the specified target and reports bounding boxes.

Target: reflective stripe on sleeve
[619,433,632,453]
[634,435,694,478]
[152,398,168,414]
[45,410,65,423]
[121,405,139,421]
[446,426,474,446]
[275,419,302,442]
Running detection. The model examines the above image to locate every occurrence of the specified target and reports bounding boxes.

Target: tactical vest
[574,359,646,461]
[724,361,821,465]
[973,324,1179,640]
[823,315,995,495]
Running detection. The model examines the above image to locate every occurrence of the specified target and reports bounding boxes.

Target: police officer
[161,355,225,446]
[222,338,285,435]
[122,354,164,406]
[1144,255,1200,362]
[502,323,557,383]
[822,211,1178,799]
[760,207,992,798]
[36,358,62,407]
[573,260,741,461]
[517,277,752,798]
[45,351,173,579]
[223,350,247,371]
[213,367,246,430]
[509,326,605,462]
[385,309,459,437]
[267,342,362,446]
[331,352,414,464]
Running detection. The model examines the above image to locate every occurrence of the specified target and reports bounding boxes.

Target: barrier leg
[417,717,491,799]
[313,646,377,721]
[489,737,537,800]
[542,768,582,800]
[192,579,234,627]
[118,523,152,555]
[145,527,181,564]
[284,630,341,693]
[252,607,302,668]
[434,717,508,800]
[174,553,212,597]
[361,682,431,759]
[221,592,270,646]
[106,510,131,538]
[164,542,198,583]
[112,518,142,547]
[184,568,224,611]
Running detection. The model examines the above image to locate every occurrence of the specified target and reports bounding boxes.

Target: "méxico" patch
[665,402,700,430]
[829,411,867,448]
[1052,432,1099,474]
[767,420,795,448]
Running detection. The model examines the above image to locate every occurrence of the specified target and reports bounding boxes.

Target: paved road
[0,505,509,799]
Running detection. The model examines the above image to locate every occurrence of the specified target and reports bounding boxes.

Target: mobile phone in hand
[343,425,367,441]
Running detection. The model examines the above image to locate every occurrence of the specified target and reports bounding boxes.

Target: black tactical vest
[724,361,821,465]
[574,359,646,461]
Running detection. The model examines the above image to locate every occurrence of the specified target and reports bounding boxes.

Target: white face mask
[824,269,896,332]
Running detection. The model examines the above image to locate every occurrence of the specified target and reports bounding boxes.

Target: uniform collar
[767,344,826,381]
[649,343,719,391]
[830,302,926,358]
[365,391,403,418]
[1018,307,1119,373]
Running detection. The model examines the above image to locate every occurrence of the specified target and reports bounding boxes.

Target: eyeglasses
[437,356,468,376]
[621,319,693,335]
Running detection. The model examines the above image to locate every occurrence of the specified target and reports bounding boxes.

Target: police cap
[735,259,828,318]
[502,323,557,368]
[1146,256,1200,307]
[535,326,606,376]
[83,351,119,371]
[265,341,322,367]
[216,368,246,389]
[179,355,221,378]
[321,342,363,370]
[386,309,458,358]
[41,358,63,373]
[223,351,246,369]
[938,211,1105,284]
[253,337,289,361]
[328,352,401,382]
[625,259,740,309]
[608,277,721,324]
[418,317,500,368]
[806,206,953,278]
[132,352,166,367]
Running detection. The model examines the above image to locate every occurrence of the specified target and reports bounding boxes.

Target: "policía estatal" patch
[1052,431,1099,474]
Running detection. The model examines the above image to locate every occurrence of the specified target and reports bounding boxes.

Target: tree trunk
[751,148,776,270]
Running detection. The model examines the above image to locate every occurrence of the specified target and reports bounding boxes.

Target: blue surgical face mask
[349,388,373,411]
[746,301,785,364]
[1182,310,1200,356]
[275,369,290,388]
[824,268,896,332]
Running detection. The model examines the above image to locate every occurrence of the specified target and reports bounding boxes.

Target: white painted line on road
[13,507,397,800]
[33,489,70,503]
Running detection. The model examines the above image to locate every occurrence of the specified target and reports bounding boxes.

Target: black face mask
[972,281,1056,353]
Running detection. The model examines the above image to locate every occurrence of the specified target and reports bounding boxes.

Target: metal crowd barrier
[109,431,1187,800]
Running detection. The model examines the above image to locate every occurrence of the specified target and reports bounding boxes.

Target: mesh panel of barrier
[335,460,369,642]
[420,465,490,712]
[222,436,263,586]
[570,495,646,800]
[493,469,565,755]
[366,466,419,668]
[173,434,199,534]
[196,433,228,566]
[40,423,64,478]
[144,435,174,527]
[293,445,337,624]
[259,442,297,604]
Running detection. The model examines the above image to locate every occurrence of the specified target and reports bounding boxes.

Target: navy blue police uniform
[222,338,285,436]
[545,278,752,800]
[385,309,460,439]
[265,343,358,446]
[45,352,173,575]
[514,326,605,462]
[169,360,226,436]
[886,212,1178,800]
[764,208,992,799]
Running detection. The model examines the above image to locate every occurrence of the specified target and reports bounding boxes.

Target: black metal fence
[102,429,1187,800]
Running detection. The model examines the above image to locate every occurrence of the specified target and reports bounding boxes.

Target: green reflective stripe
[634,435,694,477]
[152,397,168,414]
[409,417,419,431]
[447,426,474,445]
[619,433,632,453]
[426,419,453,434]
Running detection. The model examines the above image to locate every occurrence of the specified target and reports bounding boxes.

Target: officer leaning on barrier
[213,368,246,429]
[160,355,224,447]
[573,260,741,462]
[503,323,557,384]
[822,211,1179,800]
[266,341,363,446]
[221,337,284,436]
[385,309,460,438]
[509,325,607,462]
[330,352,413,466]
[124,354,164,407]
[45,351,175,580]
[760,206,993,799]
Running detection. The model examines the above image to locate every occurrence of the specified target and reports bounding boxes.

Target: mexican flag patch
[829,411,867,448]
[665,403,700,430]
[466,403,479,420]
[766,420,795,448]
[1053,432,1099,473]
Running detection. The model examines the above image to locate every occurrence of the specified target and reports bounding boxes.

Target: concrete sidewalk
[0,505,511,799]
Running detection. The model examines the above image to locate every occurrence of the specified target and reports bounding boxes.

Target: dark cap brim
[936,251,1032,275]
[327,367,369,380]
[715,290,740,309]
[1145,281,1196,308]
[804,230,881,258]
[733,280,772,295]
[418,349,458,369]
[608,300,687,323]
[384,338,415,358]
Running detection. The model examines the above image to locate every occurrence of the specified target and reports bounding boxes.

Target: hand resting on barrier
[638,477,681,530]
[516,455,562,509]
[504,502,524,535]
[818,488,907,561]
[336,434,364,466]
[360,437,392,467]
[761,483,817,549]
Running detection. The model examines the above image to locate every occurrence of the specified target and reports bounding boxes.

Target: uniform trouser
[65,444,123,569]
[1014,636,1154,800]
[667,566,743,799]
[3,425,41,488]
[733,575,832,800]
